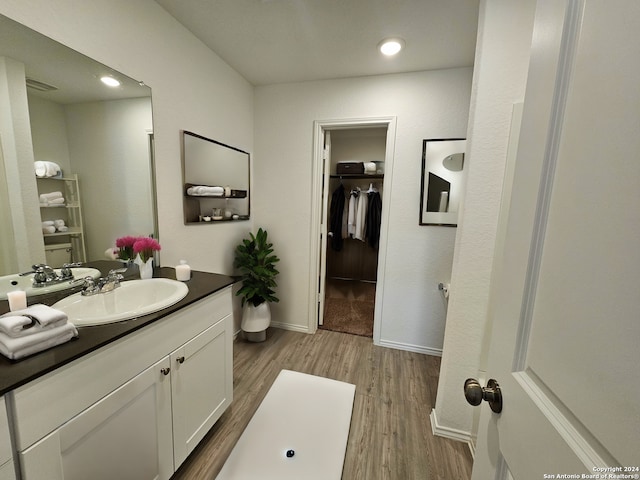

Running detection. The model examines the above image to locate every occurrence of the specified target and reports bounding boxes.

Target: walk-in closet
[320,127,386,337]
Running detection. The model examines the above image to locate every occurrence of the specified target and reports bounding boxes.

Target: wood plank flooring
[171,328,473,480]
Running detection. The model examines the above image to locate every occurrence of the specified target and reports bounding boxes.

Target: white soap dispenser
[175,260,191,281]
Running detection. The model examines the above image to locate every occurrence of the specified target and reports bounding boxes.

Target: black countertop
[0,260,236,395]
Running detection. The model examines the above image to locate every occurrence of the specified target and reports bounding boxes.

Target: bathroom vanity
[0,262,236,480]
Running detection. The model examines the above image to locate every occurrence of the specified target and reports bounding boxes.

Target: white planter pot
[241,302,271,340]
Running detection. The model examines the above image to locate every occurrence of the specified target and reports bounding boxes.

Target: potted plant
[234,228,280,342]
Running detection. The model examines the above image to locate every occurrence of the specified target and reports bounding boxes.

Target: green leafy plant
[234,228,280,307]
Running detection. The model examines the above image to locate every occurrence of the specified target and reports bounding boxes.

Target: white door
[317,130,331,326]
[471,2,640,479]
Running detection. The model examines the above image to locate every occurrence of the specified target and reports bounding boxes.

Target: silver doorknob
[464,378,503,413]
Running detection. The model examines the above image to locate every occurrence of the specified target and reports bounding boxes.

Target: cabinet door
[171,314,232,467]
[20,357,173,480]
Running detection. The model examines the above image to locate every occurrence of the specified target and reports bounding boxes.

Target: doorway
[309,117,397,343]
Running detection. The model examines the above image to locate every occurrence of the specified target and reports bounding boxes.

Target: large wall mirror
[181,130,250,224]
[419,138,467,227]
[0,14,157,275]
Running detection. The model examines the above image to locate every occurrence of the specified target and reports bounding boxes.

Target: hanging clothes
[329,183,345,251]
[354,190,368,242]
[347,190,358,237]
[366,191,382,248]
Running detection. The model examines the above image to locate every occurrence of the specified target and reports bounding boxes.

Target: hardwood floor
[172,328,473,480]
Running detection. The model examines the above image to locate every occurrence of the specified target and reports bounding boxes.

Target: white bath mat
[216,369,356,479]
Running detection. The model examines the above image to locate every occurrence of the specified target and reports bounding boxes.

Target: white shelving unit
[36,174,87,265]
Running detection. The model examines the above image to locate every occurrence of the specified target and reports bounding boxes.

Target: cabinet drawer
[8,286,232,451]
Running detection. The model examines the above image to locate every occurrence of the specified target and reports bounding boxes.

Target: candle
[7,290,27,311]
[175,260,191,281]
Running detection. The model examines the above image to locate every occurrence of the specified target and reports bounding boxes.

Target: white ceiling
[154,0,480,86]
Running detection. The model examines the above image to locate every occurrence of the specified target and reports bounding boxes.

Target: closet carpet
[321,278,375,337]
[172,328,473,480]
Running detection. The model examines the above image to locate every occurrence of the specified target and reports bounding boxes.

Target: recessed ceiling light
[378,38,405,56]
[100,76,120,87]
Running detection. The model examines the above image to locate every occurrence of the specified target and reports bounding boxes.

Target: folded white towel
[0,312,67,338]
[47,197,65,205]
[7,304,68,327]
[34,161,62,178]
[42,225,56,234]
[56,226,68,232]
[0,323,77,360]
[39,191,63,202]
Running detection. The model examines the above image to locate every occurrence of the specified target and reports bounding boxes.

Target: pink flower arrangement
[115,236,161,262]
[115,236,138,261]
[133,237,161,263]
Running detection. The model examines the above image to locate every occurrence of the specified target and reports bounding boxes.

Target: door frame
[307,116,397,344]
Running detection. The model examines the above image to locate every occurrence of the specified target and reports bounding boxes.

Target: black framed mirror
[181,130,250,224]
[419,138,467,226]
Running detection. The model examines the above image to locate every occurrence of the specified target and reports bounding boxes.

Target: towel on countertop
[4,304,68,328]
[0,323,78,360]
[186,185,224,196]
[34,161,62,178]
[0,312,68,338]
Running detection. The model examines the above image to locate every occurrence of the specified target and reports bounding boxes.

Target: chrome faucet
[81,268,127,296]
[20,263,82,288]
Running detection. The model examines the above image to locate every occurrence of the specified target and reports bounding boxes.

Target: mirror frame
[180,130,250,224]
[419,138,467,227]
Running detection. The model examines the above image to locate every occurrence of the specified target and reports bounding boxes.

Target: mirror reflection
[0,14,156,275]
[182,131,250,224]
[419,138,466,226]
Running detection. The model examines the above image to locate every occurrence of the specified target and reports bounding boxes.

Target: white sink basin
[53,278,189,327]
[0,268,101,300]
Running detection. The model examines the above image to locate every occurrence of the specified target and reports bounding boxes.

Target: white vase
[135,255,153,279]
[241,302,271,341]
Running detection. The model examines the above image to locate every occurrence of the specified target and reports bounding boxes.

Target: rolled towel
[105,247,119,260]
[186,185,224,196]
[0,323,78,360]
[42,225,56,234]
[42,220,55,227]
[39,191,63,203]
[34,161,61,178]
[56,225,68,232]
[53,219,66,228]
[0,312,67,338]
[47,197,65,206]
[7,304,68,327]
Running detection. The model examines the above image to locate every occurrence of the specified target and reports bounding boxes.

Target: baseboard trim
[430,408,475,457]
[377,339,443,356]
[270,321,310,334]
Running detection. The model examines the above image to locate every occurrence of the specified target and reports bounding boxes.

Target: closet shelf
[329,174,384,180]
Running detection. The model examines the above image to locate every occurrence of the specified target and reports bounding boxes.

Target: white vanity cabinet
[0,396,16,480]
[8,286,233,480]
